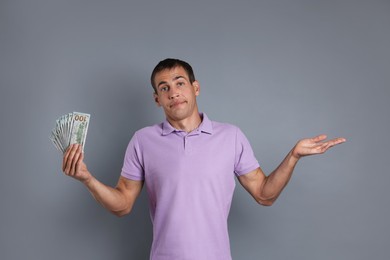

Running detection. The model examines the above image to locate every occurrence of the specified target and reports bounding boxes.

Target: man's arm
[237,135,346,206]
[62,144,143,217]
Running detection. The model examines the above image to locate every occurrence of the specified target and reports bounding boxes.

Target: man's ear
[154,93,161,107]
[193,81,200,96]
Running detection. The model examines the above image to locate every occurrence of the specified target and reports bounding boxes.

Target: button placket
[184,133,198,154]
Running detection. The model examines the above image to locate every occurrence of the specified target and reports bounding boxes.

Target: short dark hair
[150,58,196,93]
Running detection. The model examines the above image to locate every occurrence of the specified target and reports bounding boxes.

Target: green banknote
[50,112,90,153]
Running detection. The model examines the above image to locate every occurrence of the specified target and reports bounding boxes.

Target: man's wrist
[81,174,94,187]
[289,148,301,163]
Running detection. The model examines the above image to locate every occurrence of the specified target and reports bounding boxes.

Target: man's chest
[141,133,236,194]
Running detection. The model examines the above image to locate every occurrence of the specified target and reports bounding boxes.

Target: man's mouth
[170,101,186,108]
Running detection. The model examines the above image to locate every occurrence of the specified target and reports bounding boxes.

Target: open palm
[292,134,346,159]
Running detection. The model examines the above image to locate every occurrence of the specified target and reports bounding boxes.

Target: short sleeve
[121,132,145,181]
[234,127,260,176]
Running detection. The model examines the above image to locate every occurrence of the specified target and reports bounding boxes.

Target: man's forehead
[155,66,189,82]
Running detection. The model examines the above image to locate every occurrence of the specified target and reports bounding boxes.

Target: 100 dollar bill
[50,112,90,153]
[69,112,90,151]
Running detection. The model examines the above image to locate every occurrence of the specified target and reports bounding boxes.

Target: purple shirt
[121,114,259,260]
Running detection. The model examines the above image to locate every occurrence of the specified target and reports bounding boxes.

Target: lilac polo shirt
[121,114,259,260]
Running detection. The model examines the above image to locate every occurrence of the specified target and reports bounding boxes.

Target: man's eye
[177,82,184,87]
[160,86,169,92]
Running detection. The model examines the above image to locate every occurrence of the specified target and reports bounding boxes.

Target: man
[62,58,346,260]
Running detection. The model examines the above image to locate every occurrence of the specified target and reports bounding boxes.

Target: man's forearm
[82,176,130,216]
[261,150,300,202]
[62,144,138,216]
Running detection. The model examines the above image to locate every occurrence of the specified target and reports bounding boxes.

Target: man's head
[151,58,200,125]
[151,58,196,93]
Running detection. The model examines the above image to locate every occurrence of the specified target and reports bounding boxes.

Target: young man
[62,58,346,260]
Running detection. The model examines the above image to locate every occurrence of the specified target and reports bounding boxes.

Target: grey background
[1,0,389,259]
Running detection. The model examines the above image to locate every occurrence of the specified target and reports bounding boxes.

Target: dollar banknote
[50,112,90,153]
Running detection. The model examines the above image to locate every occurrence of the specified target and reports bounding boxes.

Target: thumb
[311,134,327,142]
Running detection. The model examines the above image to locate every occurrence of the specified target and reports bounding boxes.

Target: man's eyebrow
[157,81,168,88]
[173,76,186,81]
[157,76,187,88]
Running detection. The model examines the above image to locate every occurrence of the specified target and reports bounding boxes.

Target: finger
[320,138,346,152]
[320,142,332,153]
[334,137,347,144]
[79,151,84,166]
[326,137,347,148]
[311,134,327,143]
[64,144,79,174]
[62,144,75,172]
[308,143,328,154]
[70,145,82,176]
[76,150,85,174]
[62,144,72,171]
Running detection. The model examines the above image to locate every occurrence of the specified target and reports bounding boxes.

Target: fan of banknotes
[50,112,90,153]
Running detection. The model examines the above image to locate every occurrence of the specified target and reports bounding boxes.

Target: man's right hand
[61,143,144,217]
[62,144,92,183]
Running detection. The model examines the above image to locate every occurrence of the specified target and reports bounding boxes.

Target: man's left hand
[292,134,346,159]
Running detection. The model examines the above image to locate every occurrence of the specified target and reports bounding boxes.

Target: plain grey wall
[1,0,389,259]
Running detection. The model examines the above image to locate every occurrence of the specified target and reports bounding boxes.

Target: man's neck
[167,112,202,133]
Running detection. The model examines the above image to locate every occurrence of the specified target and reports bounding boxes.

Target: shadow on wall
[100,69,156,258]
[73,67,156,258]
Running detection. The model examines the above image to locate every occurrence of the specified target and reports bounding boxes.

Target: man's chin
[165,110,189,121]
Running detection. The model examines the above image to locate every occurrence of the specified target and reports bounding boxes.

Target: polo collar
[162,113,213,136]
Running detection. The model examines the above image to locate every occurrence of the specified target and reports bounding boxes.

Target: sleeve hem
[234,163,260,177]
[121,170,145,181]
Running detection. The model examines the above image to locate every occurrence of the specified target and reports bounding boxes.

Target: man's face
[153,66,200,122]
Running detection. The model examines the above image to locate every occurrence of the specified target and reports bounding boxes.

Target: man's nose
[169,87,180,99]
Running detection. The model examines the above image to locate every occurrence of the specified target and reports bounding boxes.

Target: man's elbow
[256,195,276,206]
[111,207,133,217]
[257,199,274,206]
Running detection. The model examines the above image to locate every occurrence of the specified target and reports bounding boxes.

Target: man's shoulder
[209,119,241,135]
[212,120,236,129]
[135,123,162,136]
